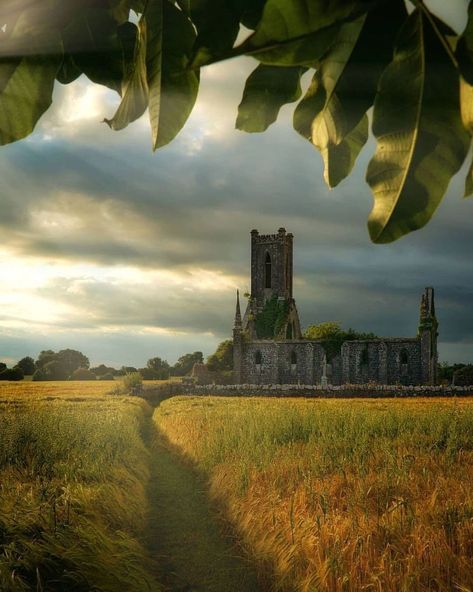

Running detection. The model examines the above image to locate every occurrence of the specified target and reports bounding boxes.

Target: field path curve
[146,417,262,592]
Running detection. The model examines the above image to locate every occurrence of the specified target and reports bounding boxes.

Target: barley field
[0,388,160,591]
[155,396,473,592]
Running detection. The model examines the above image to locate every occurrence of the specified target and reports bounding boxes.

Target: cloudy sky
[1,1,472,368]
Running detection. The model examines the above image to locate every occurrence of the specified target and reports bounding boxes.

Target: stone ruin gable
[341,338,422,385]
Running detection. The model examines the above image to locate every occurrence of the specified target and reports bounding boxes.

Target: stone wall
[177,383,473,398]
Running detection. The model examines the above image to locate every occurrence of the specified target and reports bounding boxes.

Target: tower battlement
[250,227,294,306]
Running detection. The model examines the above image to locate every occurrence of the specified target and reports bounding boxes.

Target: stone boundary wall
[141,382,473,401]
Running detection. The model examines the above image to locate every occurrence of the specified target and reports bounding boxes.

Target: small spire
[234,289,242,328]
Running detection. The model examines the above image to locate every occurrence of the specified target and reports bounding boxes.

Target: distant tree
[57,349,90,375]
[0,362,6,373]
[16,356,35,375]
[91,364,118,377]
[34,349,89,380]
[453,365,473,386]
[98,372,115,381]
[171,352,204,376]
[0,367,24,381]
[35,350,56,369]
[70,368,97,381]
[147,357,170,380]
[304,322,378,361]
[118,366,138,376]
[438,362,466,384]
[32,360,69,381]
[138,367,158,380]
[207,340,233,372]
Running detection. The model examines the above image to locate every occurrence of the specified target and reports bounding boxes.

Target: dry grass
[155,396,473,592]
[0,380,114,401]
[0,394,160,591]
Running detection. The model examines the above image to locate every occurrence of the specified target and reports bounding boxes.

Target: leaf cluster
[255,295,289,339]
[2,0,473,241]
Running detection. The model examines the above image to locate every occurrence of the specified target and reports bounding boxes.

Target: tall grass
[155,397,473,592]
[0,397,160,591]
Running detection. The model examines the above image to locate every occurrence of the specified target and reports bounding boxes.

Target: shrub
[123,372,143,394]
[69,368,97,381]
[0,367,24,381]
[138,367,158,380]
[453,364,473,386]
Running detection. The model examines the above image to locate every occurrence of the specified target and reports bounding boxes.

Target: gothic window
[360,348,369,365]
[290,350,297,365]
[264,252,272,288]
[255,350,262,365]
[286,322,293,339]
[400,349,409,379]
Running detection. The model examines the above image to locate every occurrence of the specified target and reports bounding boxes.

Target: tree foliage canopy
[207,340,233,371]
[2,0,473,242]
[304,321,378,360]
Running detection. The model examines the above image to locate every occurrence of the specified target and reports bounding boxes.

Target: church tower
[242,228,302,340]
[250,227,293,309]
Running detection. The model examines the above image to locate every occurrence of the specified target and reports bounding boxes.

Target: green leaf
[191,0,242,60]
[236,64,305,132]
[0,53,61,145]
[459,76,473,197]
[240,0,267,30]
[465,158,473,198]
[321,114,368,188]
[146,0,199,150]
[456,0,473,85]
[244,0,376,66]
[366,10,470,243]
[56,53,82,85]
[293,1,407,187]
[0,11,62,146]
[104,18,149,131]
[61,9,137,94]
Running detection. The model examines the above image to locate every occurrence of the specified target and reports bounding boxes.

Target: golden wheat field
[155,396,473,592]
[0,386,160,592]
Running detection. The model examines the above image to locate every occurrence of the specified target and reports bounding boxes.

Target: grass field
[0,388,160,591]
[155,396,473,592]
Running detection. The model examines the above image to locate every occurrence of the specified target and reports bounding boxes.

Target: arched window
[255,350,262,365]
[290,350,297,365]
[400,349,409,365]
[360,348,369,365]
[286,322,293,339]
[265,252,272,288]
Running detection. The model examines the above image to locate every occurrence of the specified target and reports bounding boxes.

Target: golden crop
[155,396,473,592]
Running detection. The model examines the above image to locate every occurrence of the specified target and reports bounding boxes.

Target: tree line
[0,349,205,381]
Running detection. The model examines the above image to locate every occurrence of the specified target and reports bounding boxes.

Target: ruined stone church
[232,228,438,385]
